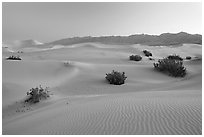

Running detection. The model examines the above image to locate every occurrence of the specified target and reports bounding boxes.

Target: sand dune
[3,91,201,135]
[2,43,202,135]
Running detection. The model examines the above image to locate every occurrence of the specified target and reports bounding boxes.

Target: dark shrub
[105,70,127,85]
[6,55,21,60]
[25,85,51,103]
[149,57,154,61]
[129,55,142,61]
[167,54,183,61]
[64,61,72,67]
[143,50,152,57]
[186,56,192,60]
[154,58,186,77]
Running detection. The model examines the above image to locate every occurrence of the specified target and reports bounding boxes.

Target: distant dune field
[2,43,202,135]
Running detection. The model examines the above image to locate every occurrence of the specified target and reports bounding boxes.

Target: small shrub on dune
[167,54,183,61]
[6,55,21,60]
[154,58,186,77]
[105,70,127,85]
[64,61,72,67]
[143,50,152,57]
[129,55,142,61]
[25,85,51,103]
[186,56,192,60]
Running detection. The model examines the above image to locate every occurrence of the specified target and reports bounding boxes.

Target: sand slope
[2,43,202,135]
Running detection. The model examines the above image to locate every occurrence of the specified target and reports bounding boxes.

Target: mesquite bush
[105,70,127,85]
[129,55,142,61]
[154,58,186,77]
[143,50,152,57]
[25,85,51,103]
[6,55,21,60]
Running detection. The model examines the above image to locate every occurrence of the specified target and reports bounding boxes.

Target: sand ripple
[3,92,201,135]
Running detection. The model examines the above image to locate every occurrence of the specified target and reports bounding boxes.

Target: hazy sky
[3,2,202,43]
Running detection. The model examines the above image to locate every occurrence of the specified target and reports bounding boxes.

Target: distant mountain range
[48,32,202,46]
[3,32,202,50]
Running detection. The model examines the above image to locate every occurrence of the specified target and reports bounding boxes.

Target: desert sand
[2,43,202,135]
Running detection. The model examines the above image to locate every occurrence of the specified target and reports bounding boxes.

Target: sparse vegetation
[6,55,21,60]
[167,54,183,61]
[129,55,142,61]
[25,85,51,103]
[154,58,186,77]
[143,50,152,57]
[105,70,127,85]
[186,56,192,60]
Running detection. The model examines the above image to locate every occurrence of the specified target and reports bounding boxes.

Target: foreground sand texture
[2,43,202,135]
